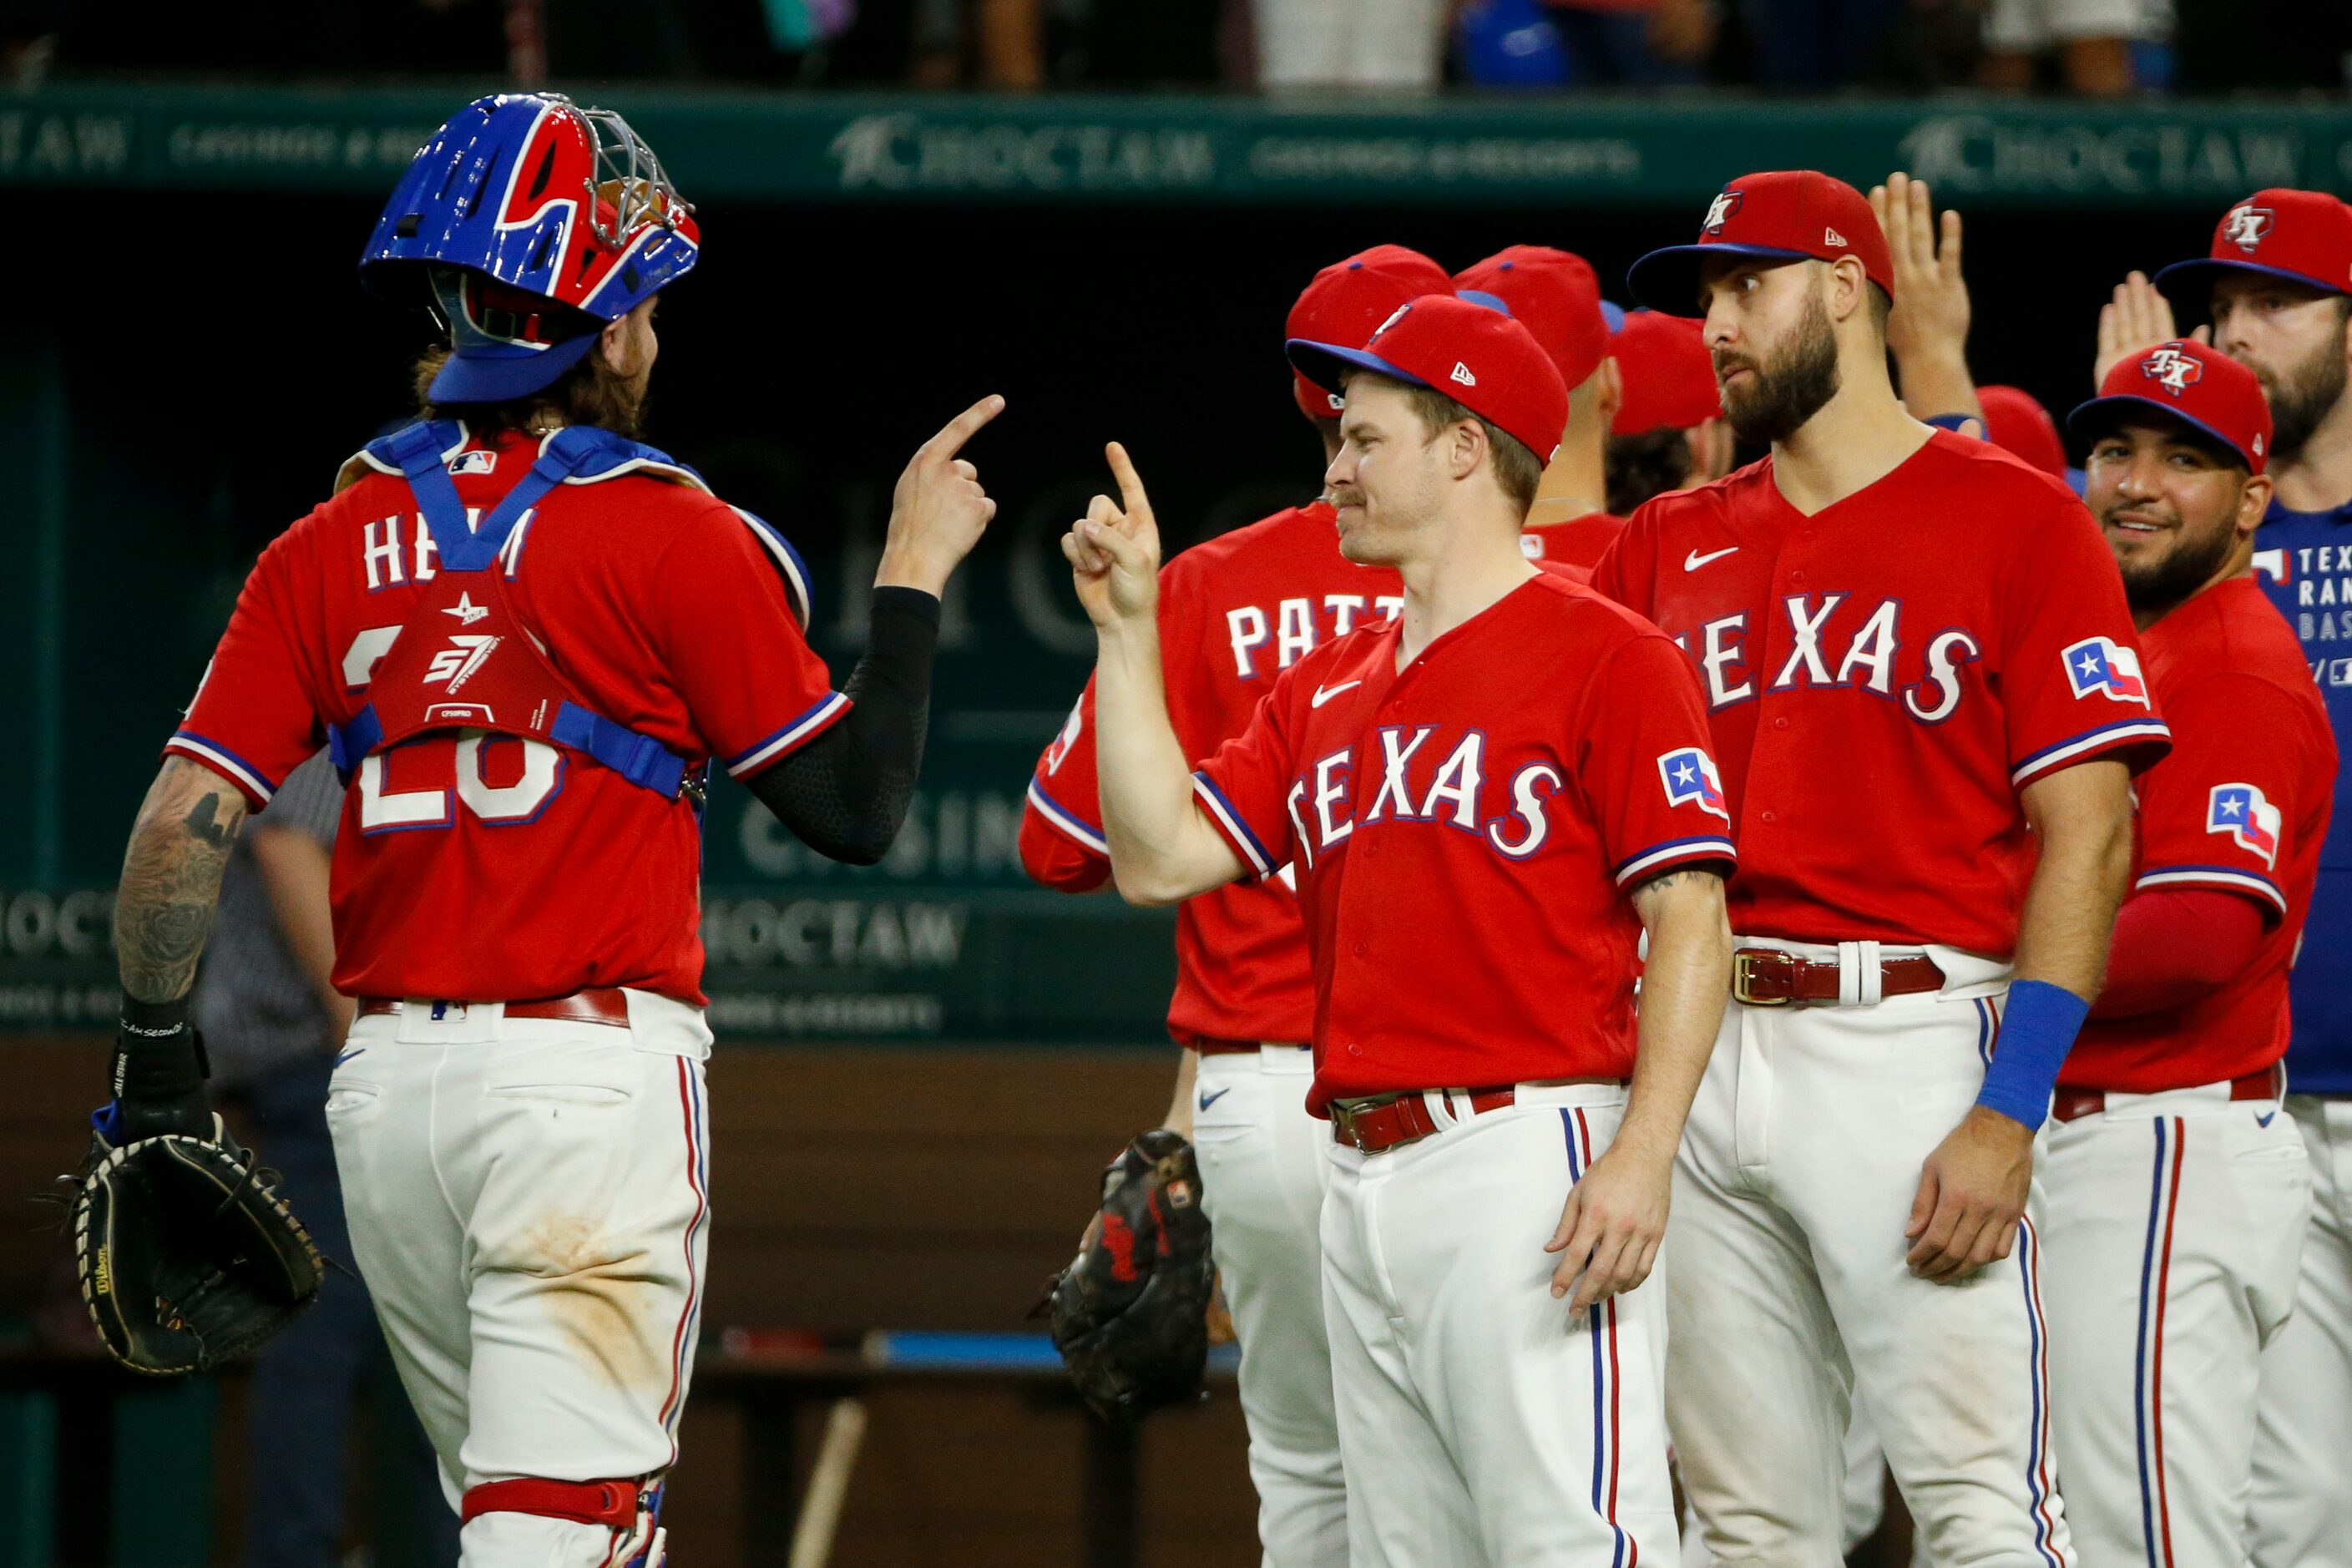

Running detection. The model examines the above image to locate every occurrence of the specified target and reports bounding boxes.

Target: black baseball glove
[67,1006,325,1375]
[1039,1129,1216,1423]
[69,1110,326,1375]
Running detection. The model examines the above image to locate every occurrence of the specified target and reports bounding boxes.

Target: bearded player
[2041,340,2333,1566]
[1018,244,1444,1567]
[2106,190,2352,1567]
[1070,291,1734,1563]
[1450,246,1626,572]
[1600,170,2170,1561]
[107,94,999,1567]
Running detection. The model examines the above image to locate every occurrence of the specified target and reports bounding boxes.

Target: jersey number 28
[342,628,565,833]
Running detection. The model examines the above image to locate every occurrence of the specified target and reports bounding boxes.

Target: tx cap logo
[1704,190,1743,235]
[2223,204,2274,253]
[2142,346,2203,395]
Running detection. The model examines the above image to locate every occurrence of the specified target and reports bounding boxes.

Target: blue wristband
[1975,979,2089,1130]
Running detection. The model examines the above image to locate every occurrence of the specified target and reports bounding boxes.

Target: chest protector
[325,420,797,807]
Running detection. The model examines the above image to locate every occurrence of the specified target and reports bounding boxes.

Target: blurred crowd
[3,0,2347,95]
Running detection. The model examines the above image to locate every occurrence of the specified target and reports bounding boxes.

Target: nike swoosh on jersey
[1199,1086,1233,1110]
[1312,680,1363,708]
[1684,546,1740,571]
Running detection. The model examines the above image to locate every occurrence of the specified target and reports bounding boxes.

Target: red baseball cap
[1288,293,1570,463]
[2156,189,2352,303]
[1610,308,1722,434]
[2067,339,2272,474]
[1287,245,1457,419]
[1452,246,1622,391]
[1976,386,2067,479]
[1626,170,1895,317]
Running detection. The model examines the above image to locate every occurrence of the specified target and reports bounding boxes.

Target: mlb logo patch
[448,448,498,476]
[2062,637,2149,706]
[2208,782,2282,867]
[2223,204,2274,253]
[1658,747,1728,821]
[2141,347,2203,397]
[2252,547,2290,584]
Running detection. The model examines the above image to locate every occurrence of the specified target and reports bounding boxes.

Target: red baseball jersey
[1191,570,1735,1112]
[1019,500,1403,1045]
[2067,575,2335,1090]
[167,425,843,1005]
[1521,511,1626,572]
[1591,431,2171,955]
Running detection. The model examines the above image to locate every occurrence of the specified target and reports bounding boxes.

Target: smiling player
[1070,293,1734,1564]
[2041,338,2334,1567]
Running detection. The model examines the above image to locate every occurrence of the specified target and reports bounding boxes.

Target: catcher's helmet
[362,93,700,404]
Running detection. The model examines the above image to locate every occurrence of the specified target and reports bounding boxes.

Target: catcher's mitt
[1039,1129,1216,1423]
[69,1111,325,1375]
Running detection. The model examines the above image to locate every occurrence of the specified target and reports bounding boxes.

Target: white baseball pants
[2250,1094,2352,1568]
[327,991,714,1568]
[1668,940,2075,1567]
[1322,1083,1678,1566]
[2041,1083,2309,1568]
[1192,1044,1348,1568]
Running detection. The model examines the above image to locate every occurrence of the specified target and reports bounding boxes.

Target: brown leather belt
[1332,1087,1518,1152]
[1194,1039,1267,1055]
[356,986,632,1029]
[2051,1064,2284,1124]
[1732,947,1945,1006]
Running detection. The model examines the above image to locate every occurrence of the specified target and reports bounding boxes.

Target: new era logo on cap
[1823,227,1846,247]
[2223,204,2275,252]
[1450,362,1477,387]
[2142,346,2203,395]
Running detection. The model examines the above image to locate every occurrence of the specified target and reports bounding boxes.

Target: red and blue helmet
[362,93,700,403]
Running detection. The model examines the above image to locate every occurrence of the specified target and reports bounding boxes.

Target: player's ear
[1450,417,1488,483]
[1828,255,1870,326]
[1594,357,1623,424]
[2239,472,2274,535]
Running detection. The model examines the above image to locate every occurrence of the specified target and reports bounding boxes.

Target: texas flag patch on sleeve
[2207,781,2282,867]
[1658,746,1730,821]
[2061,636,2150,706]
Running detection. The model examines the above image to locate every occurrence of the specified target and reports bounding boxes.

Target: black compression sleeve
[744,587,940,865]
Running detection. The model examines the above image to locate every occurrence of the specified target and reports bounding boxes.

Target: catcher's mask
[362,93,699,404]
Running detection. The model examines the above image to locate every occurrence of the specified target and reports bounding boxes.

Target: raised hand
[2094,273,2188,390]
[1061,442,1165,631]
[1872,173,1979,421]
[878,393,1005,596]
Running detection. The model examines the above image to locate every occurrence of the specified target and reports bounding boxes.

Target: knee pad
[463,1475,667,1568]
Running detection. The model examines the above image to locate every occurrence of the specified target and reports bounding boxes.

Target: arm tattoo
[114,759,249,1004]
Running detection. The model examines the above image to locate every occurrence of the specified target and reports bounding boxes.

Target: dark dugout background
[3,192,2218,1041]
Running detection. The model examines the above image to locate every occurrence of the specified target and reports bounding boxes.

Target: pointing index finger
[928,393,1007,459]
[1105,442,1153,521]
